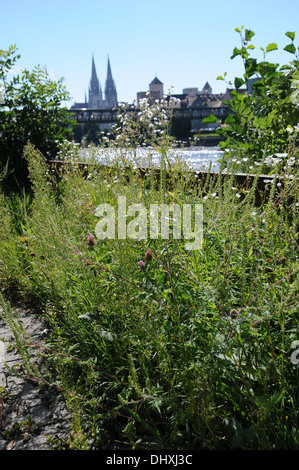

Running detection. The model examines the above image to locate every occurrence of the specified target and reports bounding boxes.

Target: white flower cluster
[264,153,288,167]
[56,139,81,161]
[110,92,180,150]
[264,152,298,173]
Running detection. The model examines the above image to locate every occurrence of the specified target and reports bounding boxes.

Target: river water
[79,146,224,172]
[168,146,224,171]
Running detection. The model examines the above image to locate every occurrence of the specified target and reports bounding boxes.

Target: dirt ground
[0,299,71,450]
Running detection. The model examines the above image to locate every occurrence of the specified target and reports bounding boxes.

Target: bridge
[68,106,231,124]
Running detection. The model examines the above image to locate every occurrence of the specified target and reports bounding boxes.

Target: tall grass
[0,130,298,449]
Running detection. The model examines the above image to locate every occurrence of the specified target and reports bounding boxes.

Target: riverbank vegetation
[213,27,299,173]
[0,28,298,450]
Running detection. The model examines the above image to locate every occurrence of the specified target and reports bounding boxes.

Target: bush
[215,28,299,171]
[0,44,76,191]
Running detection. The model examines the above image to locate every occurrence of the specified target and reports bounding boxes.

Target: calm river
[79,146,224,172]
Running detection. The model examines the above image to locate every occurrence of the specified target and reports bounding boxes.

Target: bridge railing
[68,106,231,123]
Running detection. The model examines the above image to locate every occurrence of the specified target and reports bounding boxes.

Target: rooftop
[150,77,163,85]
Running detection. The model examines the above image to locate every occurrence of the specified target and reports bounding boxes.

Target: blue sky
[1,0,298,106]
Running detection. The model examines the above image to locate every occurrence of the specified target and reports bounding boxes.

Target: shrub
[0,45,76,191]
[215,28,299,171]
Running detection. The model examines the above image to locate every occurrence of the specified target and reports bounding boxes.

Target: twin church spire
[88,55,118,109]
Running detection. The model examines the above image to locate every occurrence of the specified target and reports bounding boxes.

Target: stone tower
[88,55,103,109]
[149,77,164,101]
[104,57,118,108]
[202,81,212,94]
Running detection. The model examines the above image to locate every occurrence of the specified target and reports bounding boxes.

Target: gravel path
[0,298,71,450]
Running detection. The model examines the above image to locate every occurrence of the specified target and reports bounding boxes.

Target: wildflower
[144,249,152,262]
[275,153,287,158]
[138,260,146,269]
[87,233,97,247]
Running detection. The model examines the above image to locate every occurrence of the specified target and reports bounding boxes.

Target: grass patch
[0,138,298,450]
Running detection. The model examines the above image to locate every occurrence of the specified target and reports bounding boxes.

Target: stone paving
[0,299,71,450]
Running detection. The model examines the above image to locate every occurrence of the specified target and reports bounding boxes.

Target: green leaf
[251,395,271,408]
[225,114,236,124]
[266,43,278,53]
[231,46,248,60]
[202,114,219,123]
[284,43,296,54]
[231,47,242,59]
[285,31,295,41]
[245,58,257,76]
[234,77,245,89]
[245,29,255,42]
[271,390,284,405]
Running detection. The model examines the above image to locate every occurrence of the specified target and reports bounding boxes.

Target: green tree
[0,44,76,190]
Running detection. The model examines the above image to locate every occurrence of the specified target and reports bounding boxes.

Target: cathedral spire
[91,54,97,80]
[88,54,103,109]
[107,56,112,81]
[104,56,118,108]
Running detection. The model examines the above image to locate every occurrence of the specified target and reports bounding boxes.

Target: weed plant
[0,63,299,451]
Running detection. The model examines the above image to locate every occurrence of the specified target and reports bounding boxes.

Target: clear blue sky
[1,0,298,106]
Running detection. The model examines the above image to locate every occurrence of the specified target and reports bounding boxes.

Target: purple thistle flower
[87,233,97,247]
[144,249,153,262]
[138,260,146,269]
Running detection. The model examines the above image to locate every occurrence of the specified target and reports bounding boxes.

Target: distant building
[182,87,199,97]
[172,82,224,109]
[137,76,164,103]
[149,76,164,100]
[136,91,147,103]
[71,55,118,109]
[182,82,212,96]
[104,58,118,108]
[88,55,103,109]
[201,81,213,94]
